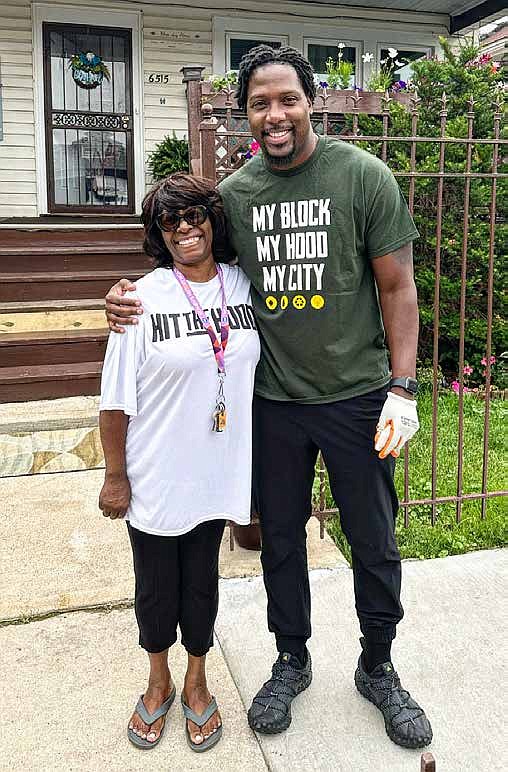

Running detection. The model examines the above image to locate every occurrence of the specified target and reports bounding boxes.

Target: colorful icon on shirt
[311,294,325,309]
[265,296,277,311]
[292,295,306,310]
[280,295,289,310]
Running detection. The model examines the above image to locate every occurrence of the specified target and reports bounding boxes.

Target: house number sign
[146,72,170,84]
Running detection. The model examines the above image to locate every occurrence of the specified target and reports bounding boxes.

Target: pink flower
[463,365,473,375]
[481,355,496,366]
[451,380,460,393]
[249,140,260,155]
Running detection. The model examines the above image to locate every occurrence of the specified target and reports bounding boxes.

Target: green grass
[321,393,508,563]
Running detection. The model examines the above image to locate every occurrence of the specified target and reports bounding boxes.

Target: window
[379,47,432,86]
[227,34,286,70]
[305,39,361,88]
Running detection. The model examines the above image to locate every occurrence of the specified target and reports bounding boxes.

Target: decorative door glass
[43,23,134,212]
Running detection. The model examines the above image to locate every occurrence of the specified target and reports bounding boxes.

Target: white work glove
[375,391,419,459]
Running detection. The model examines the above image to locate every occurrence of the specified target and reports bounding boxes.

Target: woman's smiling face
[160,207,215,271]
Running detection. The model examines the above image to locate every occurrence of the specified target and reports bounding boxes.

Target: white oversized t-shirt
[100,264,260,536]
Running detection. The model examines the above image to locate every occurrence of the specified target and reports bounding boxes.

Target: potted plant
[147,132,190,180]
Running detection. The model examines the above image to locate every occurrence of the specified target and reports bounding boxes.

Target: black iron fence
[181,68,507,532]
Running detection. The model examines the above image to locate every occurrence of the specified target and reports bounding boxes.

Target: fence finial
[201,102,215,121]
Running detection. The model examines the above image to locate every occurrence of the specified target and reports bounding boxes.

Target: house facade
[0,0,497,221]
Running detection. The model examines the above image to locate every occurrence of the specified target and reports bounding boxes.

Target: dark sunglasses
[157,205,209,232]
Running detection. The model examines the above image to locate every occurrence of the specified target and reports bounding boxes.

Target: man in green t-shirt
[105,46,432,750]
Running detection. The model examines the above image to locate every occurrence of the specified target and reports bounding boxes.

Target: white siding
[0,0,36,217]
[0,0,448,218]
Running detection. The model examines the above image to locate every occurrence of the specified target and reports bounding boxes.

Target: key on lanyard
[212,373,227,432]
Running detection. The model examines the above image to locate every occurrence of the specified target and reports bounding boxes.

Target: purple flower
[353,84,363,92]
[391,80,407,92]
[319,81,329,88]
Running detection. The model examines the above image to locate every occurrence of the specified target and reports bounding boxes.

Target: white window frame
[376,42,435,60]
[226,32,289,72]
[375,42,434,86]
[304,37,363,86]
[213,19,290,73]
[32,3,144,215]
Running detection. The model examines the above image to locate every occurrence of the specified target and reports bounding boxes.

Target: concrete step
[0,299,104,313]
[0,304,106,335]
[0,395,102,477]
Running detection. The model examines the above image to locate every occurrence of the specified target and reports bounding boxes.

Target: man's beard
[261,134,297,168]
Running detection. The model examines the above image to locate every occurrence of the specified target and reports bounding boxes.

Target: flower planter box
[201,81,411,116]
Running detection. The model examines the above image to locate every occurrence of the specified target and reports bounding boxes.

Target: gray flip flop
[127,684,176,749]
[181,693,223,752]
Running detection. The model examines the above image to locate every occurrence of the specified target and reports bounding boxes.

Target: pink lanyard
[172,264,229,375]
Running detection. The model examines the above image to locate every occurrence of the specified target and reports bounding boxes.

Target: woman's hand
[105,279,143,333]
[99,473,131,519]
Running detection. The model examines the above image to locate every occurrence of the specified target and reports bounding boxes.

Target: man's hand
[105,279,143,333]
[99,473,131,519]
[375,392,419,459]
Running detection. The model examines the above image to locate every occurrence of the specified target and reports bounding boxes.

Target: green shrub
[321,393,508,562]
[348,38,507,380]
[147,133,189,181]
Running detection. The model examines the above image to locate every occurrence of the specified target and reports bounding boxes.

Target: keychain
[213,402,227,432]
[212,374,227,432]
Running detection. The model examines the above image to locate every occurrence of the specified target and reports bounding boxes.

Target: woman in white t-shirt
[99,173,260,752]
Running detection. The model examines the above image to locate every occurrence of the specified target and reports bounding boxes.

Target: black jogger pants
[252,386,403,653]
[127,519,226,656]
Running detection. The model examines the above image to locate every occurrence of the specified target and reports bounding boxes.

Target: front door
[43,22,134,213]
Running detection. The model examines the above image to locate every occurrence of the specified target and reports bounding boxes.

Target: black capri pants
[127,519,226,657]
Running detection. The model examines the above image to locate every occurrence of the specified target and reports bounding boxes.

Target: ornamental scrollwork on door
[52,112,125,130]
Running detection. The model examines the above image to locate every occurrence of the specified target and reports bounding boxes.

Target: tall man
[106,46,432,749]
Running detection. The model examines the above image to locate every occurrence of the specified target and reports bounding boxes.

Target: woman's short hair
[141,173,229,267]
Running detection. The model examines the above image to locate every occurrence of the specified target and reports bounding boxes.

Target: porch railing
[181,67,507,535]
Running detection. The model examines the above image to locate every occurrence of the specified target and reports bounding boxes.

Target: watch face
[391,377,418,394]
[406,378,418,394]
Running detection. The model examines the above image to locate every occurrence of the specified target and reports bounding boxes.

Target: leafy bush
[347,37,507,379]
[147,133,189,181]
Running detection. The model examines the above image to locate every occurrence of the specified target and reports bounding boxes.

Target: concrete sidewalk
[1,461,506,770]
[2,551,506,771]
[216,550,508,772]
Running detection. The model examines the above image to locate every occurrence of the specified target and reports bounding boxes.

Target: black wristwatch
[389,376,418,396]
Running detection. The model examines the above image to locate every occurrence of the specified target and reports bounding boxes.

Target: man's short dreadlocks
[235,45,316,112]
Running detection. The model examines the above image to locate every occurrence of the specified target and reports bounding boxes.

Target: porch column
[181,66,205,174]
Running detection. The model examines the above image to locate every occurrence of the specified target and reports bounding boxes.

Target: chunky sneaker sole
[354,649,432,749]
[248,651,312,734]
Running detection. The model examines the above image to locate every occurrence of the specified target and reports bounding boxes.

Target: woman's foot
[128,676,176,744]
[182,680,222,746]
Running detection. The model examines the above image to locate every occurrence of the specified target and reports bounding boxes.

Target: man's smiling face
[246,64,316,170]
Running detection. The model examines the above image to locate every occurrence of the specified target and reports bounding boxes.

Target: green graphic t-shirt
[219,135,419,403]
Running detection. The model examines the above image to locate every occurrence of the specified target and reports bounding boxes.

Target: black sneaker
[355,644,432,749]
[247,650,312,734]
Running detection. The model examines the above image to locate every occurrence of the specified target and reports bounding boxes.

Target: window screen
[308,43,356,73]
[380,48,428,85]
[230,38,282,69]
